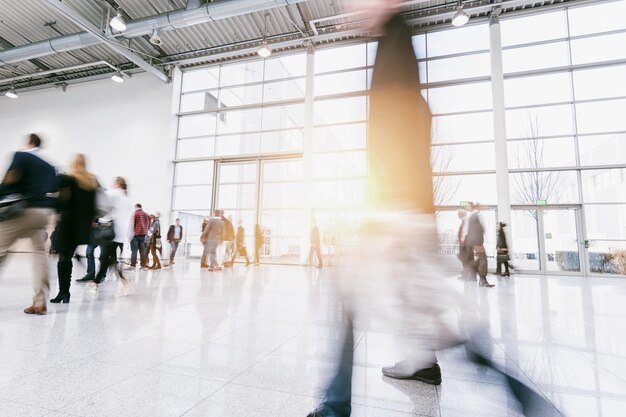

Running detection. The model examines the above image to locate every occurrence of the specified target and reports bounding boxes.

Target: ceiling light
[110,8,127,32]
[452,4,469,27]
[5,88,18,99]
[111,72,124,83]
[150,29,162,46]
[257,43,272,58]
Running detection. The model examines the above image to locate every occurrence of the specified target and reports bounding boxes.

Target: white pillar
[489,11,511,225]
[300,43,315,264]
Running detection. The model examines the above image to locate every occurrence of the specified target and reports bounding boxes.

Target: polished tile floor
[0,254,625,417]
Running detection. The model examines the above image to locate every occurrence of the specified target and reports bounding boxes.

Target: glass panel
[180,90,219,112]
[428,82,492,113]
[260,210,303,237]
[217,184,256,209]
[313,151,367,179]
[568,0,626,36]
[214,133,261,156]
[219,61,264,86]
[262,182,304,208]
[427,53,491,83]
[368,41,380,65]
[510,171,580,204]
[432,173,497,206]
[426,24,489,57]
[175,161,213,185]
[220,163,257,183]
[260,129,303,153]
[576,99,626,134]
[182,67,219,92]
[314,70,367,96]
[259,235,301,264]
[264,53,307,81]
[581,169,626,203]
[313,179,367,208]
[218,84,263,107]
[502,42,569,73]
[500,10,568,46]
[173,185,212,210]
[432,112,494,143]
[315,43,367,73]
[508,137,577,169]
[585,204,626,240]
[216,108,262,134]
[314,96,367,125]
[506,105,574,138]
[543,209,580,272]
[314,123,367,152]
[570,33,626,65]
[578,134,626,166]
[263,160,303,182]
[177,137,215,159]
[504,73,572,107]
[573,65,626,101]
[179,114,217,138]
[510,210,541,271]
[263,78,306,102]
[587,239,626,275]
[262,103,305,130]
[432,143,496,172]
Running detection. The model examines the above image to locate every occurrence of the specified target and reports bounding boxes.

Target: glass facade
[172,0,626,274]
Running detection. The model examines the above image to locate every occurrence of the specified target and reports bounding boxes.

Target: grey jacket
[201,217,224,242]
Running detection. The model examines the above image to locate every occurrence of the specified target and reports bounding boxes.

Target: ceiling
[0,0,586,93]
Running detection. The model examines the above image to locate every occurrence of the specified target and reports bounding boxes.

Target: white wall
[0,73,175,222]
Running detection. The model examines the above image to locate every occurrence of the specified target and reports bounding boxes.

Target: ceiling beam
[44,0,170,83]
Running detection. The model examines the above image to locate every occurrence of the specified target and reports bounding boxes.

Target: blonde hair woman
[50,154,98,304]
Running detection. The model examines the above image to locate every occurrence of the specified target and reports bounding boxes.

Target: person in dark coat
[496,222,510,277]
[51,154,97,304]
[465,203,494,288]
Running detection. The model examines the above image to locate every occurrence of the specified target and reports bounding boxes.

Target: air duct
[0,0,303,66]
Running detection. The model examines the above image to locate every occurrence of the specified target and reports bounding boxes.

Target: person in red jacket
[127,203,150,270]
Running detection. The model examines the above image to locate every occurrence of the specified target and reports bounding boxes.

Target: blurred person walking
[456,209,468,279]
[306,220,323,269]
[496,222,511,277]
[51,154,98,304]
[231,219,251,266]
[0,134,57,315]
[200,216,210,268]
[220,213,235,267]
[148,211,162,270]
[466,203,494,288]
[254,223,263,265]
[306,5,552,417]
[167,218,183,266]
[200,210,224,271]
[91,177,131,295]
[127,203,150,270]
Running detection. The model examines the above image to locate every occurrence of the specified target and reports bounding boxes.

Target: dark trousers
[308,243,323,268]
[464,244,476,279]
[130,236,147,267]
[319,313,354,417]
[85,241,98,277]
[57,244,78,295]
[96,242,124,283]
[496,253,510,275]
[472,246,488,282]
[169,240,180,263]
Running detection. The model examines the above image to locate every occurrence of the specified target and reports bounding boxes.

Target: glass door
[510,206,584,275]
[542,208,581,273]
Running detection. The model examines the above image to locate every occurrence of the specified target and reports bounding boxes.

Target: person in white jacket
[91,177,132,295]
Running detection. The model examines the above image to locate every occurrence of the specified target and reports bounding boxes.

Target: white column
[300,43,315,264]
[489,11,511,225]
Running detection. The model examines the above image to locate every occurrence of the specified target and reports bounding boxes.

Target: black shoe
[76,274,95,282]
[306,408,333,417]
[50,292,71,304]
[382,362,442,385]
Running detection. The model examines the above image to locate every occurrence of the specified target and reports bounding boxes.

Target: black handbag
[0,194,28,222]
[92,221,115,245]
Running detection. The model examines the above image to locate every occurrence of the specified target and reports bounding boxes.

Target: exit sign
[537,199,548,205]
[460,201,472,206]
